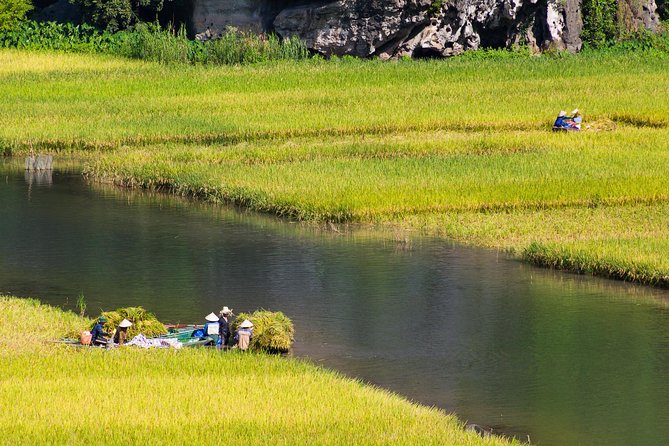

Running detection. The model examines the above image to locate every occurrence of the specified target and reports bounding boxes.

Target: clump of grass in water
[98,306,167,338]
[231,310,294,353]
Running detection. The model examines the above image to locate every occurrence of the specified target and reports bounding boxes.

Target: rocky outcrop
[191,0,660,56]
[618,0,661,32]
[394,0,584,57]
[192,0,270,37]
[274,1,432,57]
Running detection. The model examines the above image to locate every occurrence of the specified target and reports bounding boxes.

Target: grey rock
[190,0,660,57]
[618,0,660,32]
[192,0,279,38]
[274,0,432,57]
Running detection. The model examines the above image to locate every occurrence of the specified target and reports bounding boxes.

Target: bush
[231,310,294,353]
[120,22,190,63]
[71,0,173,33]
[0,20,310,65]
[0,20,117,51]
[0,0,32,31]
[581,0,618,47]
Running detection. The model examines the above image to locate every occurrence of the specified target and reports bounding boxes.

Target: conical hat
[205,312,219,322]
[119,319,132,328]
[220,306,233,315]
[239,319,254,328]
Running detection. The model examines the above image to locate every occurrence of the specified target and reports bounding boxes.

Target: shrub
[231,310,294,353]
[581,0,618,47]
[0,0,32,31]
[0,20,310,65]
[71,0,173,33]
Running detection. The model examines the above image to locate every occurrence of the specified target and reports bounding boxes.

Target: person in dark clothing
[91,316,109,346]
[218,306,233,349]
[112,319,132,346]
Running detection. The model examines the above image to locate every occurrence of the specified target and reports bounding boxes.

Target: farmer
[552,109,582,131]
[203,312,220,344]
[112,319,132,346]
[218,306,233,349]
[90,316,110,346]
[570,109,583,130]
[235,319,254,351]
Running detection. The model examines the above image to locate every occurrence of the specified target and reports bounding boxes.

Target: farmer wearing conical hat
[218,306,234,349]
[91,316,110,346]
[235,319,254,351]
[113,319,133,346]
[202,312,220,345]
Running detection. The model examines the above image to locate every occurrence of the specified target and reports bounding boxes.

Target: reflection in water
[25,169,53,188]
[2,164,669,446]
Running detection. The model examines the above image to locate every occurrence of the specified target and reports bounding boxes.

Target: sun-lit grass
[1,50,667,148]
[0,297,517,445]
[4,49,669,285]
[86,127,669,220]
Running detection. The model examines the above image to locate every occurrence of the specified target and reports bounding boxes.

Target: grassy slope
[0,297,516,445]
[3,50,669,285]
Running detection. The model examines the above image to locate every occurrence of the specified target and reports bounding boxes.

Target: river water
[2,161,669,445]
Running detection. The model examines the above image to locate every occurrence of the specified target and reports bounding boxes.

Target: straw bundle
[231,310,294,353]
[97,306,167,339]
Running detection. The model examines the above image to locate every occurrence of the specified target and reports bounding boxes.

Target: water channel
[2,160,669,445]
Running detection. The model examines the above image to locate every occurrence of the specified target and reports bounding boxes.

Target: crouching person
[112,319,133,346]
[235,319,254,351]
[91,316,109,346]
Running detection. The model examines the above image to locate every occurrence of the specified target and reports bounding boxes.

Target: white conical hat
[240,319,254,328]
[220,306,233,315]
[205,312,219,322]
[119,319,132,328]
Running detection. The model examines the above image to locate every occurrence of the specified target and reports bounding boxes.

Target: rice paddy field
[2,48,669,286]
[0,296,516,445]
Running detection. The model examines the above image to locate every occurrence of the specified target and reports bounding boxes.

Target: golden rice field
[3,49,669,285]
[0,296,517,445]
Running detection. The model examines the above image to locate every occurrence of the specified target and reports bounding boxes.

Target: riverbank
[0,296,517,445]
[3,49,669,287]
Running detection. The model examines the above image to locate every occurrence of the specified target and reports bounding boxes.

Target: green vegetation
[3,49,669,286]
[0,0,31,31]
[99,306,167,338]
[0,21,309,64]
[0,296,517,445]
[72,0,176,32]
[582,0,619,47]
[231,310,295,353]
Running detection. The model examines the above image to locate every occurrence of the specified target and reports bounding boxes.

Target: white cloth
[126,334,183,349]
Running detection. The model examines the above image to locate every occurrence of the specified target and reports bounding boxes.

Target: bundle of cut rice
[96,306,167,339]
[231,310,294,353]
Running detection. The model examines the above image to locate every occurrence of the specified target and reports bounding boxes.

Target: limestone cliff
[191,0,661,57]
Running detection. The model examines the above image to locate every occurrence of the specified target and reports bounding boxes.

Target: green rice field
[3,49,669,285]
[0,296,517,445]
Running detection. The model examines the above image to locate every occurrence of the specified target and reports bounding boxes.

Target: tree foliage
[657,0,668,22]
[70,0,168,32]
[581,0,619,47]
[0,0,32,31]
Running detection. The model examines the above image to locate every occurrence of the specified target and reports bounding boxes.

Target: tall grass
[85,127,669,221]
[523,239,669,287]
[0,296,518,445]
[0,21,309,65]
